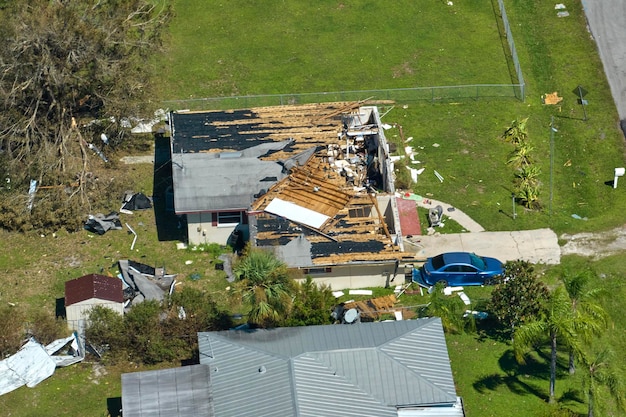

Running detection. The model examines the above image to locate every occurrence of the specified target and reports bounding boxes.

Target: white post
[614,167,625,189]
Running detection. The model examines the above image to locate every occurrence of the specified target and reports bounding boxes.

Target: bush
[0,305,24,357]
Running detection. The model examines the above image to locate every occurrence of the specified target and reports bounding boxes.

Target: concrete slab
[413,228,560,265]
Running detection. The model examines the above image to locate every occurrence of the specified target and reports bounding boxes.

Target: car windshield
[469,253,486,270]
[431,254,445,270]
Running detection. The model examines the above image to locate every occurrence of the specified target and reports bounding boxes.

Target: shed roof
[121,364,213,417]
[65,274,123,306]
[198,318,458,417]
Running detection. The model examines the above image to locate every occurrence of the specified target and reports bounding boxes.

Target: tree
[419,282,475,334]
[562,270,608,374]
[283,277,335,326]
[233,249,295,327]
[513,287,579,403]
[579,348,625,417]
[489,260,549,338]
[0,1,170,230]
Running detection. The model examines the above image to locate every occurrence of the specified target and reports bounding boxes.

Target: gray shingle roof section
[198,318,458,417]
[172,141,291,213]
[121,364,213,417]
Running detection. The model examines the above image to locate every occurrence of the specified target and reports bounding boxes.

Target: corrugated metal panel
[198,319,460,417]
[121,364,213,417]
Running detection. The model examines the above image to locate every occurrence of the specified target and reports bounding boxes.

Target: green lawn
[157,0,511,99]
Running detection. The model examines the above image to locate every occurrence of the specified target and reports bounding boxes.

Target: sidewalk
[416,198,485,233]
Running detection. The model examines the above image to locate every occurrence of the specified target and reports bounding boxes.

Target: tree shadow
[473,348,550,401]
[474,317,512,344]
[153,133,186,242]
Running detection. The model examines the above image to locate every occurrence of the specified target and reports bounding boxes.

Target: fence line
[162,1,524,111]
[498,0,525,100]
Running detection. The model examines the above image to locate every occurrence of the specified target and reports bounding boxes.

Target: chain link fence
[162,0,524,111]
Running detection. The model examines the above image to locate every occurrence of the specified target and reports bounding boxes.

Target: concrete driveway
[407,229,560,265]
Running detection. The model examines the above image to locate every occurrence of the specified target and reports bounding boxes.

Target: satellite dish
[344,308,359,324]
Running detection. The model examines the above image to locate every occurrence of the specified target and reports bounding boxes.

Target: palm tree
[562,270,608,374]
[502,117,529,145]
[507,141,534,168]
[513,286,579,403]
[579,348,625,417]
[233,249,294,327]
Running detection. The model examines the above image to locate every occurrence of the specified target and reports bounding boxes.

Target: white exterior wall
[186,212,236,245]
[297,263,404,290]
[66,298,123,331]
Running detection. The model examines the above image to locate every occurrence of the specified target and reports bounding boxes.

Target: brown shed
[65,274,124,330]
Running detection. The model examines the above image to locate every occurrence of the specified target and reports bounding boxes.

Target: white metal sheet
[264,198,329,229]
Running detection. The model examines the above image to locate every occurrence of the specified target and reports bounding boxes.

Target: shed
[65,274,123,331]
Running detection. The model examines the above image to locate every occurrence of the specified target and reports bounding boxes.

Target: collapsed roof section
[169,102,408,264]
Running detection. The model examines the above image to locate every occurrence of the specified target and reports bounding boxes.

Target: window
[217,211,243,227]
[303,267,332,275]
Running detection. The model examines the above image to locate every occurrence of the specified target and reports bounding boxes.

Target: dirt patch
[392,62,414,78]
[560,225,626,259]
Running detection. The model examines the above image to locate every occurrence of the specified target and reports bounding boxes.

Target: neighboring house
[169,103,416,289]
[122,364,213,417]
[64,274,123,331]
[121,318,465,417]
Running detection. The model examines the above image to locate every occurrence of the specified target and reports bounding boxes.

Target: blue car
[412,252,503,287]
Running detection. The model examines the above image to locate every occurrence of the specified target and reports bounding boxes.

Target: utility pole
[549,116,557,216]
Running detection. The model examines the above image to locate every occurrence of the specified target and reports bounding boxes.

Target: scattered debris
[0,334,84,396]
[27,179,37,212]
[458,292,471,305]
[542,91,563,105]
[126,223,138,250]
[87,143,108,163]
[571,213,589,221]
[84,212,122,235]
[432,143,440,148]
[118,260,177,308]
[120,192,152,214]
[342,294,397,321]
[428,205,444,227]
[332,291,345,298]
[434,170,445,182]
[349,289,373,296]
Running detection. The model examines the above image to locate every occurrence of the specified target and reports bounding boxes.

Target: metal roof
[121,364,213,417]
[65,274,123,306]
[197,319,458,417]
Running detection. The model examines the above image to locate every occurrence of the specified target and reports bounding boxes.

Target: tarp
[84,212,123,235]
[121,193,152,211]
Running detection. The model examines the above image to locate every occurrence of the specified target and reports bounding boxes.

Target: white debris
[349,289,373,296]
[555,3,566,9]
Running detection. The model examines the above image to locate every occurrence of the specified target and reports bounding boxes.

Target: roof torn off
[0,333,84,396]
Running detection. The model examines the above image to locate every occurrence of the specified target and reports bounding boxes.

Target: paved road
[582,0,626,126]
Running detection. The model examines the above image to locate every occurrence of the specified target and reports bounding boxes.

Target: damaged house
[169,103,415,289]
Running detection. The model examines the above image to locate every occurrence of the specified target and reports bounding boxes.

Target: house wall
[296,262,404,290]
[66,298,123,331]
[186,212,235,245]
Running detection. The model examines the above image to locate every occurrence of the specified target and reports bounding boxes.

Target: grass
[156,0,511,99]
[2,0,626,416]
